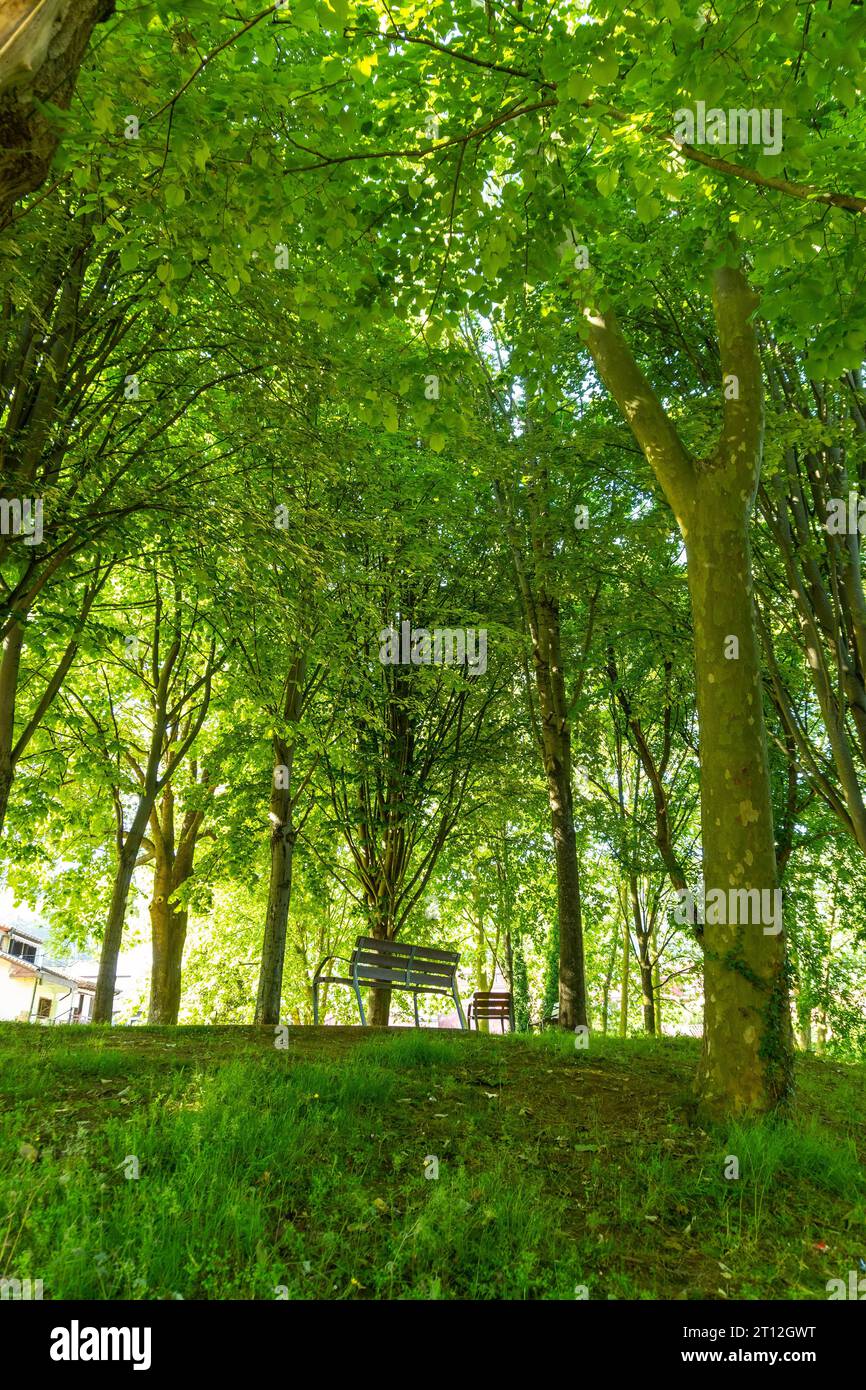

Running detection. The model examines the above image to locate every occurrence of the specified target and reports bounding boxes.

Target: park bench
[312,936,467,1028]
[468,991,515,1033]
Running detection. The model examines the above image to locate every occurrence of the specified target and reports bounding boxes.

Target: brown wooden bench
[312,936,466,1028]
[468,991,515,1033]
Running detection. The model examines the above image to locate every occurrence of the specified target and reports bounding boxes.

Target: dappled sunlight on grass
[0,1026,863,1299]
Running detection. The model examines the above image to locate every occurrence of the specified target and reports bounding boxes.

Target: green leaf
[636,194,661,223]
[592,54,619,84]
[565,72,593,103]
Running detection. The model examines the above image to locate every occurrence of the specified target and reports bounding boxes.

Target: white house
[0,924,97,1024]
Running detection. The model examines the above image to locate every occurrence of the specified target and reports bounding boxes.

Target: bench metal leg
[453,987,467,1031]
[413,994,420,1028]
[354,980,367,1026]
[312,981,319,1024]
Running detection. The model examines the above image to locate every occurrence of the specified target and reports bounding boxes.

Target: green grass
[0,1023,863,1300]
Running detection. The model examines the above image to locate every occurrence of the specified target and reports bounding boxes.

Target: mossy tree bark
[0,0,116,228]
[147,776,208,1025]
[255,654,307,1026]
[148,882,187,1026]
[367,925,394,1027]
[582,262,793,1117]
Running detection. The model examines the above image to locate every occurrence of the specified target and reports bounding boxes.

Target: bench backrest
[350,936,459,990]
[471,992,513,1018]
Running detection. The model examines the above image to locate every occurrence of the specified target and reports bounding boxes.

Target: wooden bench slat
[352,965,455,990]
[353,946,456,966]
[354,957,456,983]
[468,989,514,1031]
[354,937,459,963]
[353,954,456,975]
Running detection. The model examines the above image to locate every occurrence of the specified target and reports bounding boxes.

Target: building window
[36,996,52,1019]
[8,938,37,963]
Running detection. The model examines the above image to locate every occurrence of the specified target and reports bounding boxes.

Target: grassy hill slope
[1,1025,863,1300]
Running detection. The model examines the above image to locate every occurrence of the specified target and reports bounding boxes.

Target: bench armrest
[312,953,352,983]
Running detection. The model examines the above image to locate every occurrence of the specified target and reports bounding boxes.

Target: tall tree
[79,563,217,1021]
[580,260,792,1115]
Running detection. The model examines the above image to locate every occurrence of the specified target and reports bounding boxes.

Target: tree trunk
[366,913,393,1025]
[639,956,656,1035]
[512,937,530,1032]
[0,758,13,841]
[652,924,662,1036]
[530,585,588,1032]
[146,780,203,1025]
[601,927,618,1035]
[629,876,655,1034]
[581,260,793,1116]
[148,894,188,1025]
[619,915,630,1037]
[93,843,138,1022]
[474,913,492,1032]
[686,502,792,1114]
[367,984,392,1026]
[0,1,116,227]
[549,759,587,1030]
[255,655,306,1025]
[814,950,832,1056]
[0,620,23,836]
[495,474,588,1032]
[255,737,295,1024]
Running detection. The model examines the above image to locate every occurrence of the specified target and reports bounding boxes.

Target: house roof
[0,949,97,991]
[0,924,44,945]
